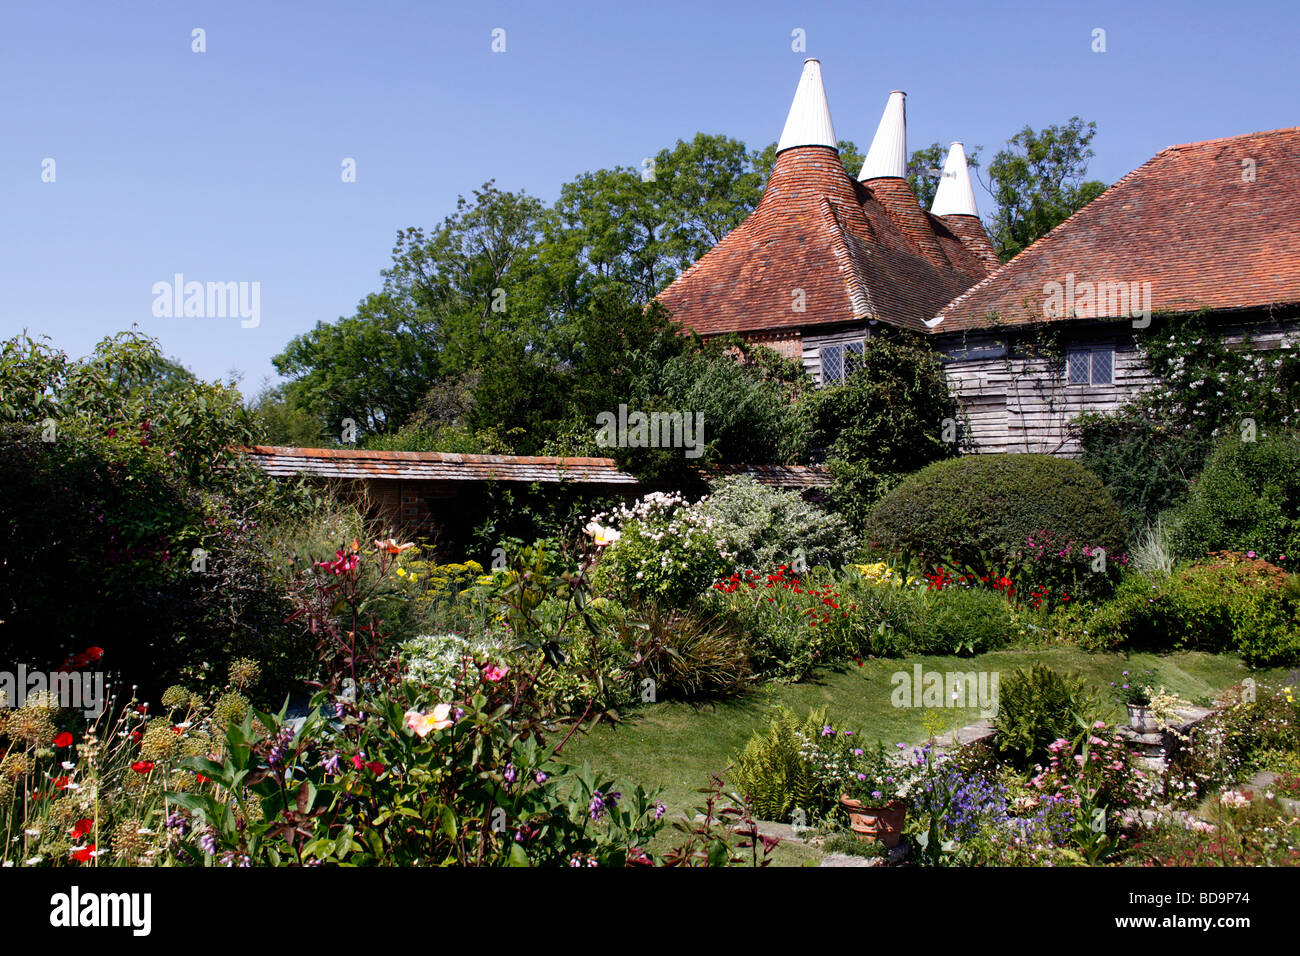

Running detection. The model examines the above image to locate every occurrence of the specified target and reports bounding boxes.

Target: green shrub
[1083,553,1300,665]
[800,334,957,530]
[1170,432,1300,564]
[1076,408,1210,526]
[839,577,1011,657]
[864,454,1129,601]
[698,475,857,572]
[730,707,834,821]
[920,588,1013,656]
[992,664,1090,770]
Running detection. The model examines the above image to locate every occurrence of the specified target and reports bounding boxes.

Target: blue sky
[3,0,1297,397]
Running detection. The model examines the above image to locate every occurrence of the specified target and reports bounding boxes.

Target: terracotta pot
[1127,703,1158,733]
[840,795,905,848]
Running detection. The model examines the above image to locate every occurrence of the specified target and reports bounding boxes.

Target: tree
[981,117,1107,261]
[548,134,768,303]
[272,182,553,441]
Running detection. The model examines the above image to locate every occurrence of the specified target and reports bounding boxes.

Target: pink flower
[405,704,454,737]
[484,664,509,683]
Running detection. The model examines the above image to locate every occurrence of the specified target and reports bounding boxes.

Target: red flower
[172,726,183,734]
[54,776,71,790]
[131,761,155,774]
[53,732,74,748]
[196,774,209,784]
[85,646,104,661]
[72,843,96,862]
[71,818,94,839]
[135,704,148,714]
[351,754,364,771]
[365,762,385,775]
[130,729,143,743]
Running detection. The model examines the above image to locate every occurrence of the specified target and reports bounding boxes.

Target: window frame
[1065,345,1115,387]
[819,339,866,386]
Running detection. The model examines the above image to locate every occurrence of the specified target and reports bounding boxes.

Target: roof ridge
[820,196,876,320]
[1158,125,1300,154]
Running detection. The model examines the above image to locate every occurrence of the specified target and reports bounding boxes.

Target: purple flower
[322,752,342,776]
[535,771,548,784]
[589,791,607,820]
[821,725,834,737]
[503,763,517,785]
[654,803,666,820]
[200,832,216,855]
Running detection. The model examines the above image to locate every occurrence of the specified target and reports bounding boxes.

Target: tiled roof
[932,127,1300,332]
[245,446,640,484]
[656,145,994,337]
[243,446,831,489]
[709,463,834,488]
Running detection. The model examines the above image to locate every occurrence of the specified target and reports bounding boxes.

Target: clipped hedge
[1171,431,1300,564]
[864,454,1129,583]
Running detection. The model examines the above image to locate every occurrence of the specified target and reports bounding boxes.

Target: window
[820,340,865,385]
[1067,347,1114,386]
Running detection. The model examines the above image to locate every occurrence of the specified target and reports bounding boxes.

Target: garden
[2,326,1299,868]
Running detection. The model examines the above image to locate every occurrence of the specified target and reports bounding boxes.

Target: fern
[730,706,833,822]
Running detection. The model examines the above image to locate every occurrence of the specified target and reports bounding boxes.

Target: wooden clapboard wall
[938,316,1300,456]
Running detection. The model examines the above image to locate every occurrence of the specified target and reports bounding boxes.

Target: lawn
[557,647,1282,824]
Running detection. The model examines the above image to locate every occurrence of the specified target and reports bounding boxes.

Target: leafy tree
[981,117,1107,261]
[247,380,328,447]
[549,134,768,303]
[272,182,553,441]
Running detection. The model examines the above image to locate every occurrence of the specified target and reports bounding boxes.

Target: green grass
[557,647,1283,826]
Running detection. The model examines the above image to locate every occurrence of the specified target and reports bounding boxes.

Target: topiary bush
[1170,431,1300,565]
[992,664,1092,770]
[864,454,1129,602]
[697,475,857,573]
